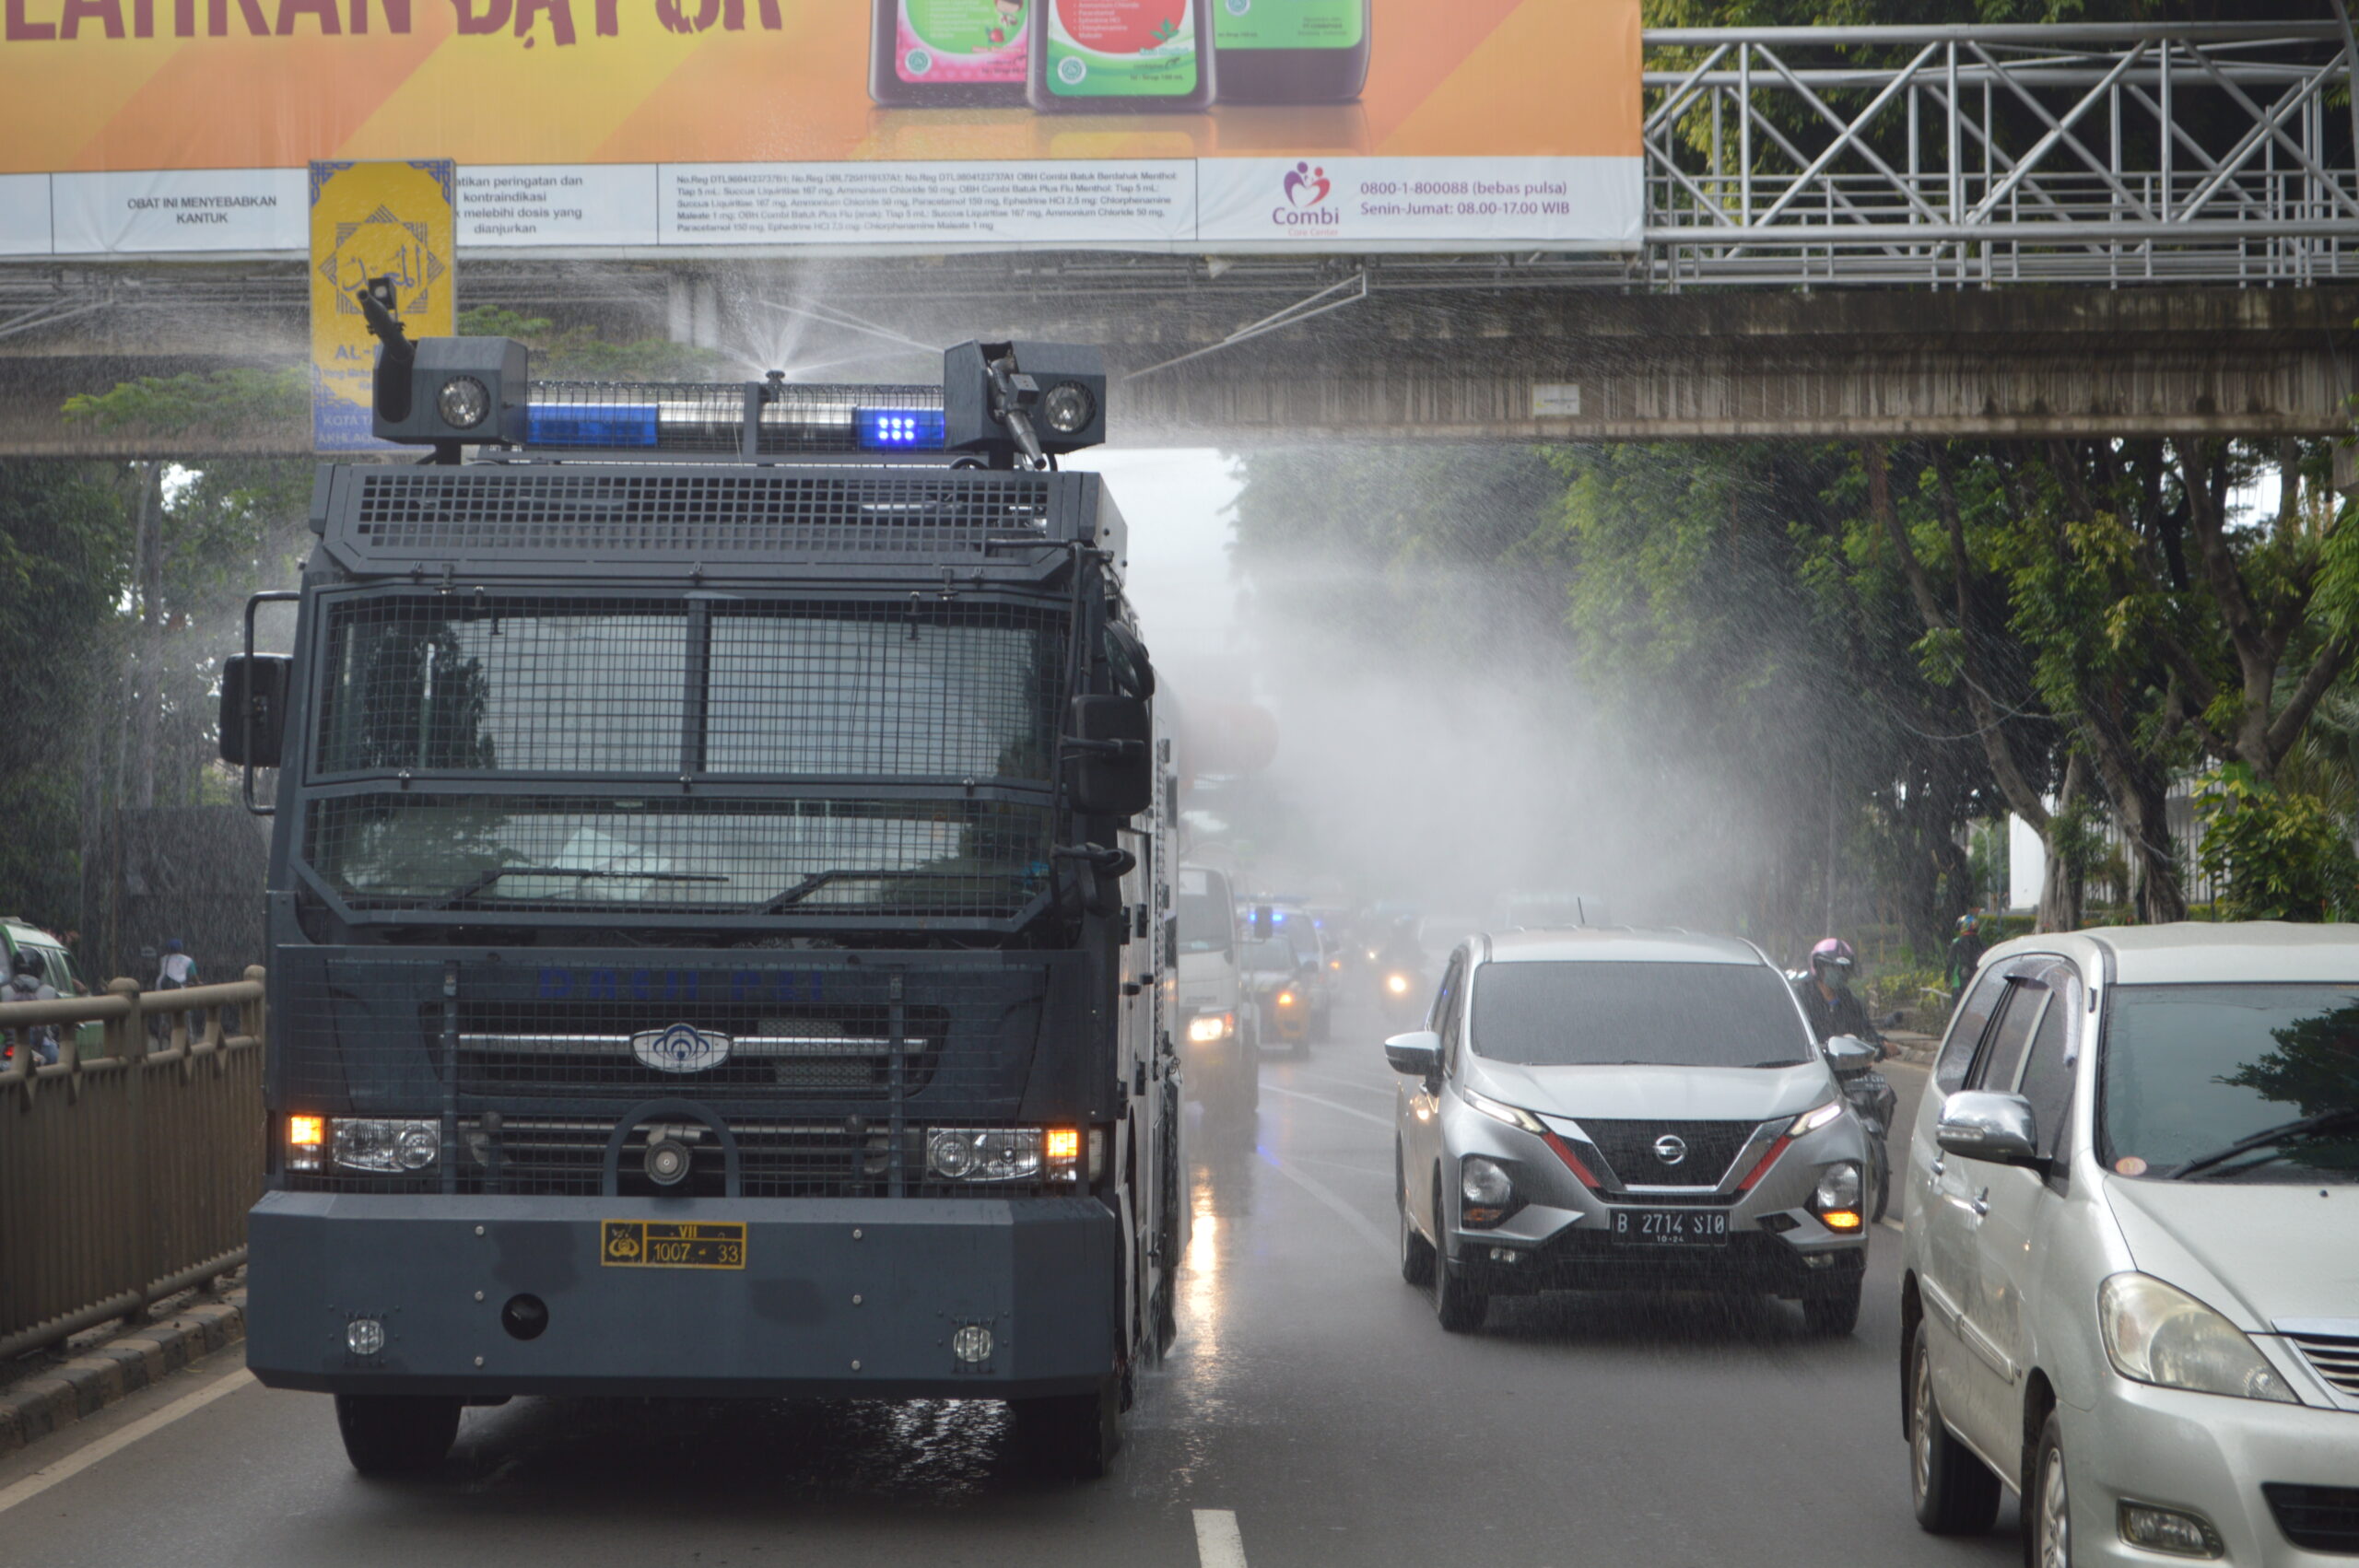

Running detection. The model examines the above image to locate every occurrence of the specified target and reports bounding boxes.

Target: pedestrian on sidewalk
[154,937,200,1045]
[6,948,61,1066]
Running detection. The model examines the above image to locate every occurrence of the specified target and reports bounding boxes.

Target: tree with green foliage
[2195,763,2359,920]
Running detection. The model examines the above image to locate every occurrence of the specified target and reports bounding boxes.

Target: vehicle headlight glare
[1186,1012,1232,1044]
[1461,1155,1513,1207]
[1385,972,1410,995]
[331,1117,441,1175]
[1789,1099,1844,1136]
[1041,381,1096,436]
[1276,990,1297,1008]
[436,374,490,430]
[2098,1272,2296,1403]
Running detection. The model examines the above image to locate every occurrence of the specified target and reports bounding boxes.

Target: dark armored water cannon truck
[216,282,1181,1479]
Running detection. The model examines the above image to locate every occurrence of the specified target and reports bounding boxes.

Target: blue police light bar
[514,381,947,457]
[528,403,660,449]
[855,407,946,451]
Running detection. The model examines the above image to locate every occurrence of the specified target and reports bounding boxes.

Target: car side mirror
[1825,1034,1879,1075]
[1936,1091,2042,1168]
[1069,695,1151,818]
[1383,1030,1441,1078]
[219,653,289,767]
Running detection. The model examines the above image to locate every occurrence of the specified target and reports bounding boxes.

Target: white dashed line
[1195,1507,1250,1568]
[1880,1218,1905,1235]
[1257,1147,1397,1262]
[0,1368,254,1516]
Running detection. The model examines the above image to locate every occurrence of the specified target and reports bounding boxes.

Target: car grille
[2264,1483,2359,1554]
[2283,1328,2359,1397]
[1579,1119,1762,1190]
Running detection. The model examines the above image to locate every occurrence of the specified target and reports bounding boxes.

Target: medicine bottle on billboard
[1030,0,1216,113]
[1213,0,1367,103]
[871,0,1031,108]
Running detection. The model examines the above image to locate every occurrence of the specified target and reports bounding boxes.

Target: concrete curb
[0,1292,245,1458]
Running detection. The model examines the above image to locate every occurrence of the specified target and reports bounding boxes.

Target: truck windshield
[301,594,1064,917]
[1471,961,1813,1069]
[1177,870,1233,956]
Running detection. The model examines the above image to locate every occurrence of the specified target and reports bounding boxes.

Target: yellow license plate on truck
[601,1220,746,1270]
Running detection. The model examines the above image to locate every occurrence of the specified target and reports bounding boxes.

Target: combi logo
[1273,161,1339,228]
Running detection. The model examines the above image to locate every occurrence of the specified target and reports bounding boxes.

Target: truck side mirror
[220,654,290,767]
[1070,695,1151,818]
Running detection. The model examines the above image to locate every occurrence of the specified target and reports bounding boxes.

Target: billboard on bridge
[0,0,1638,258]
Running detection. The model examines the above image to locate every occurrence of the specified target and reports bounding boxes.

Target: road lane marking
[1257,1148,1397,1262]
[1274,1067,1396,1098]
[1260,1082,1392,1129]
[1195,1508,1249,1568]
[0,1367,254,1516]
[1880,1218,1905,1235]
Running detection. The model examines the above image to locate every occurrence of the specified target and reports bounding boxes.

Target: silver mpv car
[1388,929,1875,1334]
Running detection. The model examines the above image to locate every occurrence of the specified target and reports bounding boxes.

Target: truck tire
[334,1394,460,1475]
[1013,1376,1121,1480]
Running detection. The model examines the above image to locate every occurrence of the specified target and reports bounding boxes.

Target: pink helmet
[1810,938,1857,985]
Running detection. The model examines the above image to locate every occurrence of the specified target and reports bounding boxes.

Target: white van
[1176,865,1256,1118]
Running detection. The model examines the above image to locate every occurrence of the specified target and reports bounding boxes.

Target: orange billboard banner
[0,0,1640,256]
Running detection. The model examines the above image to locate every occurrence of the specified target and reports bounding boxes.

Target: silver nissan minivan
[1387,929,1875,1334]
[1901,924,2359,1566]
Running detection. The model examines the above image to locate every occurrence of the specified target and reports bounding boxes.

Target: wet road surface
[0,990,2019,1567]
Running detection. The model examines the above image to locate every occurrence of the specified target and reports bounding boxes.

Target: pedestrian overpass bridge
[4,18,2356,454]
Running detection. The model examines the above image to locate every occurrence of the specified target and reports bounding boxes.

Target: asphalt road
[0,989,2019,1568]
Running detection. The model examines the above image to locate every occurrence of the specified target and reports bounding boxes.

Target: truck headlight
[1187,1012,1233,1045]
[2099,1273,2296,1403]
[331,1117,440,1174]
[927,1128,1043,1183]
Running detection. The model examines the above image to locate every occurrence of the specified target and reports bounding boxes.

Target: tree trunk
[130,462,162,811]
[2035,755,2088,933]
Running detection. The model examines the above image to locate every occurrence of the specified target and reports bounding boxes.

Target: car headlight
[1385,972,1410,995]
[2098,1273,2296,1403]
[331,1117,440,1174]
[1789,1098,1845,1136]
[436,374,489,430]
[927,1128,1042,1183]
[1186,1012,1233,1045]
[1461,1155,1513,1207]
[1462,1088,1548,1136]
[1811,1161,1864,1228]
[1276,989,1297,1008]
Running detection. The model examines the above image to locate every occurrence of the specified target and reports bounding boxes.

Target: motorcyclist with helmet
[1793,937,1884,1054]
[1794,937,1896,1222]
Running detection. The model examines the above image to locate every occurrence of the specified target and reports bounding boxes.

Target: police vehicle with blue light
[217,279,1182,1479]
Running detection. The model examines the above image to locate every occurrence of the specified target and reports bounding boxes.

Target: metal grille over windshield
[304,595,1066,920]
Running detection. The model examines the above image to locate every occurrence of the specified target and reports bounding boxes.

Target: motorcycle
[1376,961,1426,1026]
[1825,1033,1895,1223]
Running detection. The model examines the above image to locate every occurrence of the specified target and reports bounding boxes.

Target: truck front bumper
[247,1190,1121,1400]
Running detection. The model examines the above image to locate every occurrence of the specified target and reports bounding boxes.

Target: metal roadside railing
[0,970,266,1361]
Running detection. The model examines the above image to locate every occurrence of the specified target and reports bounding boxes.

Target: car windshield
[1470,960,1813,1069]
[1241,940,1297,972]
[2102,983,2359,1182]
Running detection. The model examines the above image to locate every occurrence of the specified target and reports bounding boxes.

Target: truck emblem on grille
[1652,1134,1688,1166]
[632,1023,732,1074]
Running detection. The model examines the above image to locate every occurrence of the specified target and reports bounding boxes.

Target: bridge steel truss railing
[0,973,267,1361]
[1641,20,2359,288]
